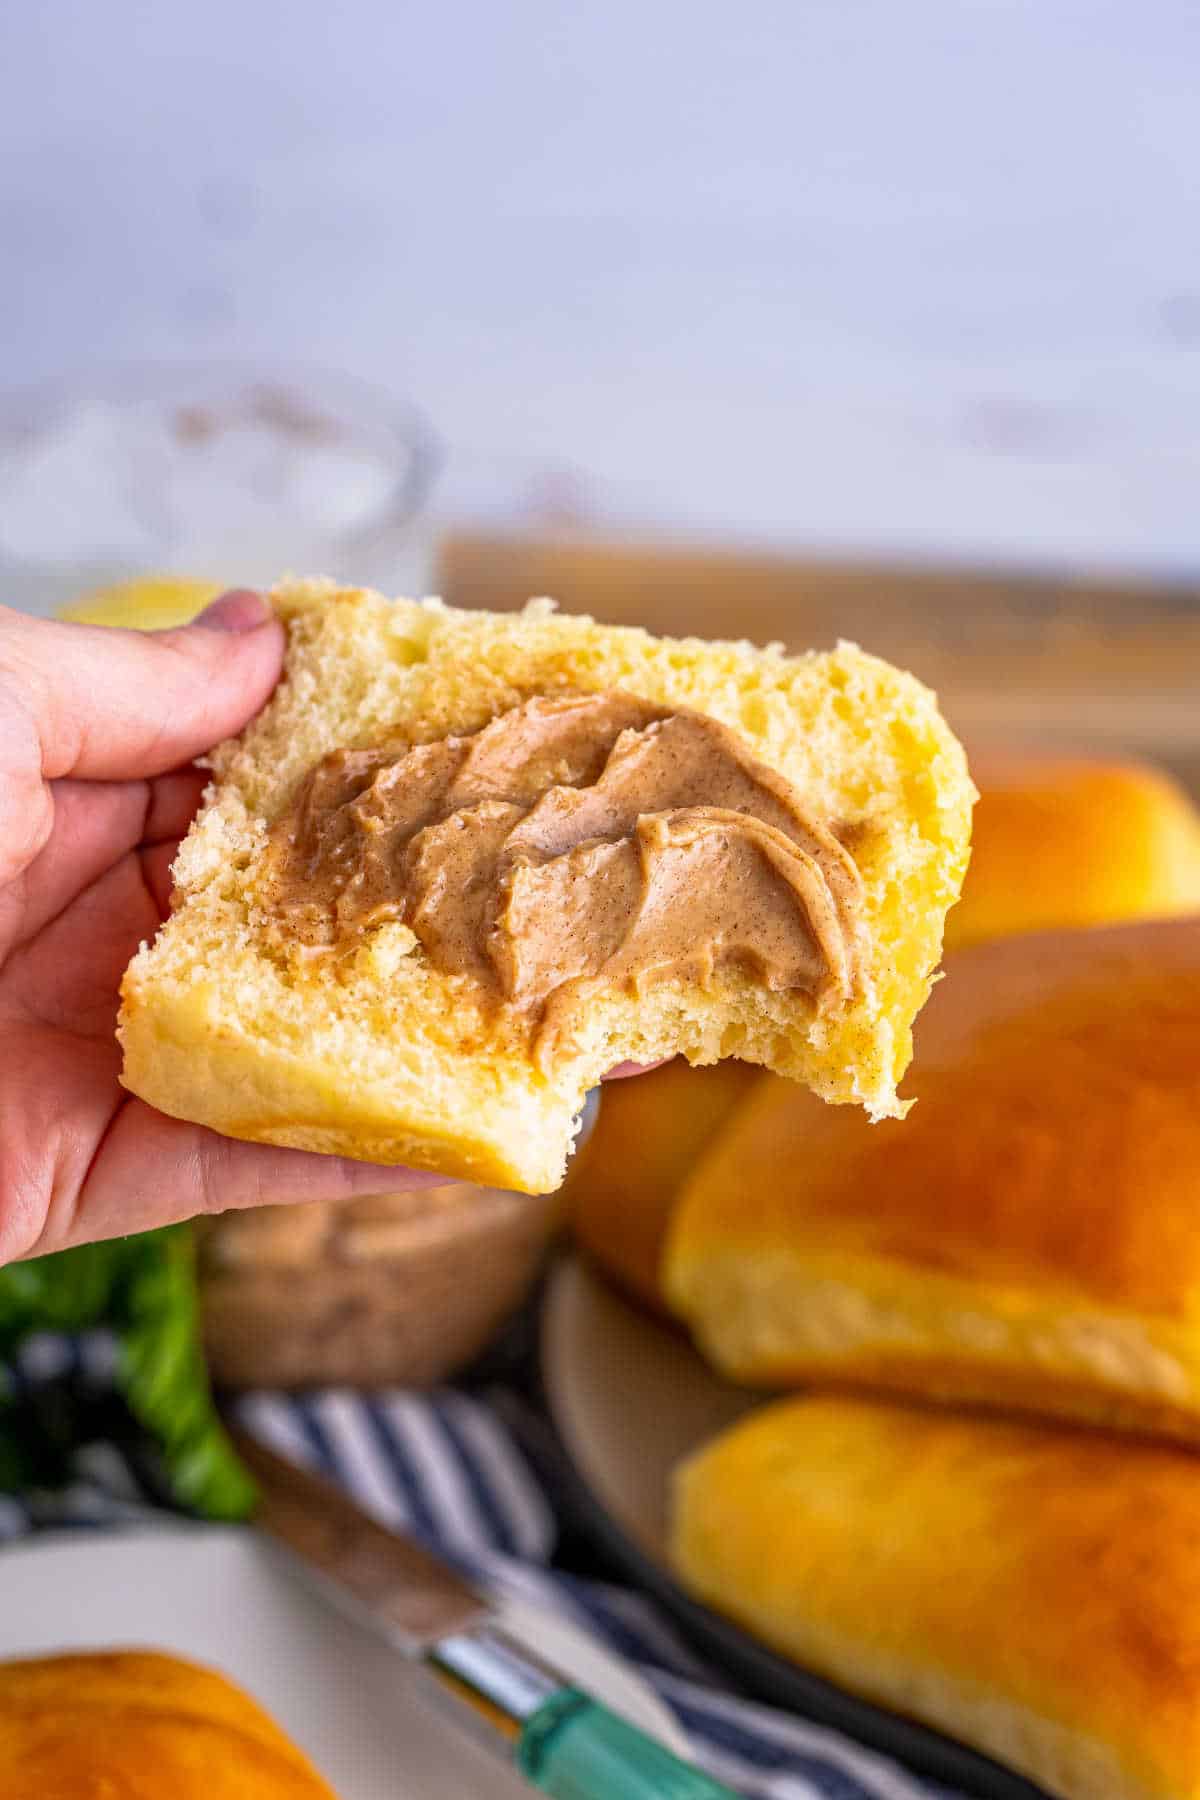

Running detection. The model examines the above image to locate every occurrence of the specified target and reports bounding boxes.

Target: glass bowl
[0,360,441,616]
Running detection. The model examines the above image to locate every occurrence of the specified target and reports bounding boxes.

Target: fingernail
[193,590,271,633]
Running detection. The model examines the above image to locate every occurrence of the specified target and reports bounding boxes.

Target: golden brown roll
[0,1649,335,1797]
[119,581,973,1194]
[672,1395,1200,1800]
[946,751,1200,950]
[564,1058,762,1310]
[666,916,1200,1440]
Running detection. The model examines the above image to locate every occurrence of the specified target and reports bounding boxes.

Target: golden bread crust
[672,1397,1200,1800]
[666,917,1200,1436]
[565,1058,762,1308]
[947,752,1200,950]
[0,1650,335,1797]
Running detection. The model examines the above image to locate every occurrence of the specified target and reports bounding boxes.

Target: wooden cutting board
[438,531,1200,788]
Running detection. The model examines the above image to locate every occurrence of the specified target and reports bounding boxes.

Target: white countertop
[3,1,1199,576]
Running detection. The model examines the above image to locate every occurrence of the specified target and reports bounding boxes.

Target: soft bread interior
[120,581,973,1192]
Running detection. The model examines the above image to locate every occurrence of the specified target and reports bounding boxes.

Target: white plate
[542,1254,759,1560]
[0,1522,687,1797]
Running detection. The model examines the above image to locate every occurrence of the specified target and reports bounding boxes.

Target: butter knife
[233,1429,738,1799]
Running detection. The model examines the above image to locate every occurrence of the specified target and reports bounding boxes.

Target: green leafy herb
[0,1226,254,1521]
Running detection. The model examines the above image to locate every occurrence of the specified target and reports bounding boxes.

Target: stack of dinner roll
[566,750,1200,1800]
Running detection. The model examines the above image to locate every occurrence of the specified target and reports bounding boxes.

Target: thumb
[0,590,284,782]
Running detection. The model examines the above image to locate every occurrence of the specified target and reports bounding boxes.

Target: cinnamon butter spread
[258,691,864,1053]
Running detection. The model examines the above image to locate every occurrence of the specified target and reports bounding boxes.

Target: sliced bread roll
[120,582,973,1193]
[673,1395,1200,1800]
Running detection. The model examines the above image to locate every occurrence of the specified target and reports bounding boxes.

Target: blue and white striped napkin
[0,1349,964,1800]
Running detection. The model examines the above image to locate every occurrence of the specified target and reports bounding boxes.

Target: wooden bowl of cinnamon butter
[198,1180,561,1389]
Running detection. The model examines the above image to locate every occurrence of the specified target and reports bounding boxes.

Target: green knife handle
[517,1688,740,1799]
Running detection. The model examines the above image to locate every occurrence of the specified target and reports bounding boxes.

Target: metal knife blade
[232,1427,743,1798]
[232,1426,489,1651]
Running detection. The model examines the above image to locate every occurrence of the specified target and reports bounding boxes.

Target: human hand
[0,591,445,1264]
[0,593,665,1264]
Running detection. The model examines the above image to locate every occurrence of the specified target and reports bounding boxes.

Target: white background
[3,1,1199,573]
